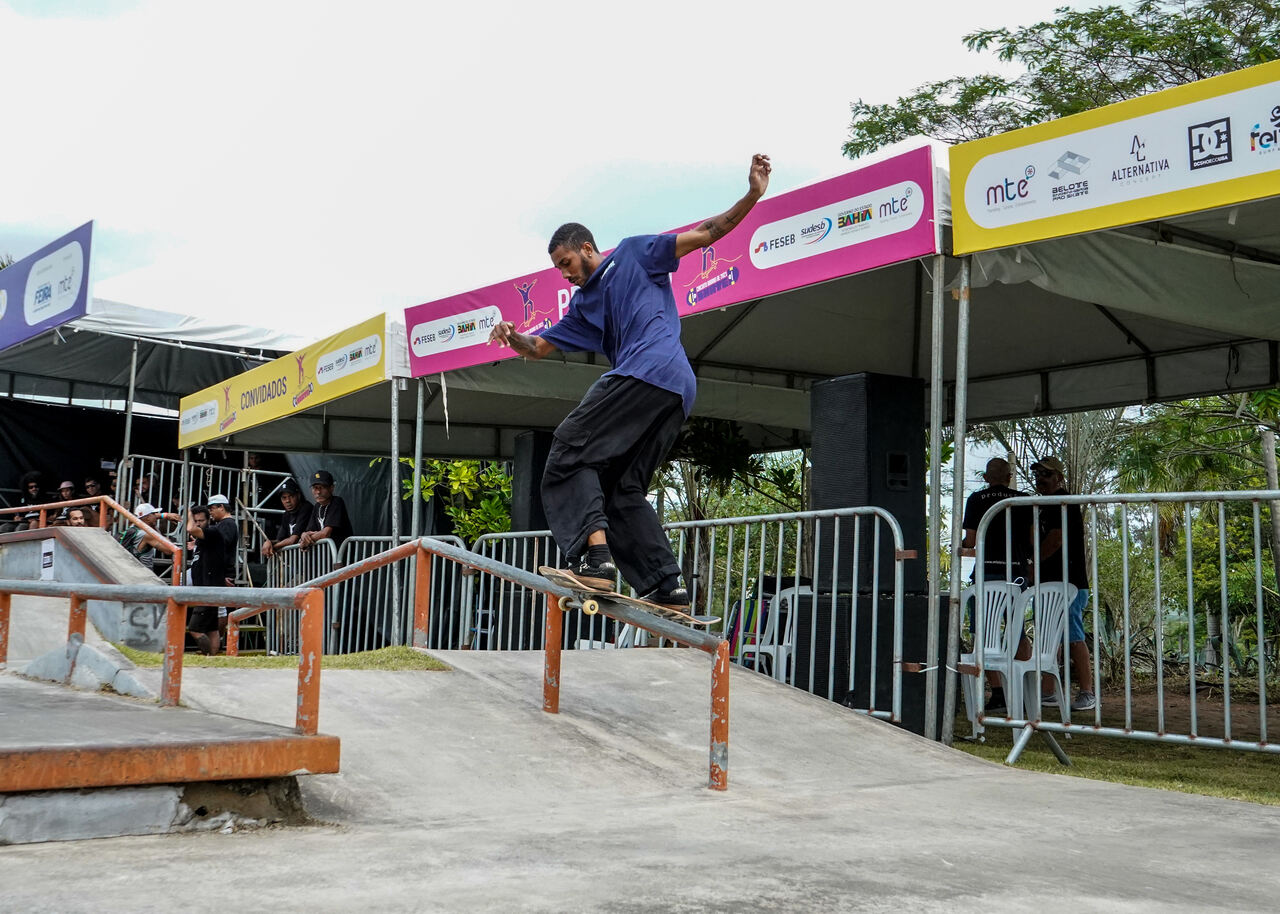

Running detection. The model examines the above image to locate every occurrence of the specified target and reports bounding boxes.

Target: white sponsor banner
[748,182,923,270]
[964,79,1280,231]
[24,240,84,324]
[409,305,503,358]
[316,333,382,386]
[180,399,220,435]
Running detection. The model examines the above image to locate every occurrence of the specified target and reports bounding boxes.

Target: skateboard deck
[539,566,719,627]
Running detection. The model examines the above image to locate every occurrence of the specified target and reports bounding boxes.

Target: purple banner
[405,147,937,377]
[0,222,94,353]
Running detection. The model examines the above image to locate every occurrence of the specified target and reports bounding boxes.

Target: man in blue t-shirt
[489,154,772,607]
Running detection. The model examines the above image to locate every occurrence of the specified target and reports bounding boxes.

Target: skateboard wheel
[582,598,600,616]
[556,594,574,613]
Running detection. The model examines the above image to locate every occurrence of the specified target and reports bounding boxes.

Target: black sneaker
[642,583,691,610]
[565,556,617,591]
[985,689,1007,715]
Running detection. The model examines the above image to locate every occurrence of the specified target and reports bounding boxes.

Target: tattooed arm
[674,154,771,259]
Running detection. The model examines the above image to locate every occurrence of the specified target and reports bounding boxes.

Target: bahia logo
[439,325,455,342]
[800,218,832,245]
[985,165,1035,207]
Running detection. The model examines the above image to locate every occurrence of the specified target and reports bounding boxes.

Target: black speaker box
[512,430,554,531]
[809,373,926,593]
[793,592,947,737]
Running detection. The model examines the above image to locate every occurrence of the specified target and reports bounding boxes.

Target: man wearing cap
[1031,455,1096,712]
[185,505,230,654]
[119,503,180,573]
[262,479,314,558]
[300,470,353,551]
[190,494,240,587]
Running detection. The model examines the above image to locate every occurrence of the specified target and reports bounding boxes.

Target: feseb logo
[985,165,1036,207]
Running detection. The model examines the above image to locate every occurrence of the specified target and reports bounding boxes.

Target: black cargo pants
[541,374,684,595]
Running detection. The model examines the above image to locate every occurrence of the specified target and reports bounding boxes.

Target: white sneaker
[1071,691,1097,712]
[1041,691,1060,707]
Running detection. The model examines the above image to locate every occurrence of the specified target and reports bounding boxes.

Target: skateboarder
[488,154,772,607]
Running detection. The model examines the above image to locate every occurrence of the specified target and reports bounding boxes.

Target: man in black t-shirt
[261,478,313,557]
[960,457,1033,712]
[300,470,353,553]
[186,504,231,654]
[1031,455,1096,713]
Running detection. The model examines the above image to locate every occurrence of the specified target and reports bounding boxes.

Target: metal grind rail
[0,578,324,734]
[235,536,734,790]
[0,495,184,587]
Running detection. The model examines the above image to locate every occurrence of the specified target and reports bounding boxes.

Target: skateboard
[539,566,719,627]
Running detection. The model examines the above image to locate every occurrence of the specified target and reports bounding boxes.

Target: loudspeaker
[810,373,925,593]
[512,430,554,531]
[793,592,947,737]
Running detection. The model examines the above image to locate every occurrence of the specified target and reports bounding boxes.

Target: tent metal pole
[120,340,139,475]
[411,377,425,539]
[389,380,402,646]
[941,256,972,746]
[925,254,945,741]
[179,448,190,583]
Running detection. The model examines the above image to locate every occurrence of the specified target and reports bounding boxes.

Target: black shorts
[188,606,220,634]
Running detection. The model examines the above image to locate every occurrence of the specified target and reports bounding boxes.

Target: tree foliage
[398,457,512,543]
[845,0,1280,158]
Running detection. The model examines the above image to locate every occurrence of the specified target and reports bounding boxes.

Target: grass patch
[114,644,450,672]
[951,715,1280,806]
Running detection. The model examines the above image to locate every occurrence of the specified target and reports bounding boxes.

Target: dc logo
[1188,117,1232,170]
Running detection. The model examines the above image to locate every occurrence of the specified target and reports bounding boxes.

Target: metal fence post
[161,598,185,707]
[414,544,432,648]
[544,593,562,714]
[297,589,323,734]
[710,639,730,790]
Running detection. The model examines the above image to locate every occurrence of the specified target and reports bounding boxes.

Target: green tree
[397,457,512,543]
[844,0,1280,158]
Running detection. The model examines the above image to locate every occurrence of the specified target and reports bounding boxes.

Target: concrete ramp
[9,647,1272,912]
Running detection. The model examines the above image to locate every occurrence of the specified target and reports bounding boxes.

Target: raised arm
[675,154,771,259]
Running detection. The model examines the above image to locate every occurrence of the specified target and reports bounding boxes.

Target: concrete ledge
[0,734,341,793]
[0,778,309,845]
[23,638,156,700]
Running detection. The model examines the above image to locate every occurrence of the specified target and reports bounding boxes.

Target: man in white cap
[186,495,239,654]
[189,494,238,587]
[119,503,179,572]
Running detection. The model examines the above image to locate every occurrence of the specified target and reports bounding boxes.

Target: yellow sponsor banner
[178,314,388,448]
[951,59,1280,254]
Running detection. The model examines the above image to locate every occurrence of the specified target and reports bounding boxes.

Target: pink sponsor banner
[405,145,937,378]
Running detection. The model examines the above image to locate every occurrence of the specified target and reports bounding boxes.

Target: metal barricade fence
[664,507,906,720]
[261,540,339,654]
[325,536,467,654]
[972,490,1280,763]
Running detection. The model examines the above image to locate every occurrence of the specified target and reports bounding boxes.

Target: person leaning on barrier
[960,457,1034,714]
[261,477,313,558]
[1030,455,1096,713]
[0,471,45,533]
[299,470,353,551]
[55,480,77,521]
[185,505,228,655]
[119,503,179,572]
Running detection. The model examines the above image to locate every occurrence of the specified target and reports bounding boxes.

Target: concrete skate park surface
[4,648,1279,912]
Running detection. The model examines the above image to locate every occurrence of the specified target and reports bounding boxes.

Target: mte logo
[985,165,1035,206]
[1188,117,1232,169]
[800,218,832,245]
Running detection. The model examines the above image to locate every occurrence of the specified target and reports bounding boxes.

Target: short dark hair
[191,506,210,520]
[548,223,596,255]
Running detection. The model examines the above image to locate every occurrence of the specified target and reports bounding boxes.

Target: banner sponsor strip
[0,222,94,352]
[951,60,1280,254]
[178,313,388,448]
[404,146,939,378]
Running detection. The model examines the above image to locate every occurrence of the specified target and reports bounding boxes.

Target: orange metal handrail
[0,578,324,734]
[0,495,183,587]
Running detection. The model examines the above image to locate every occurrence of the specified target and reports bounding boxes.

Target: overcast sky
[2,0,1066,338]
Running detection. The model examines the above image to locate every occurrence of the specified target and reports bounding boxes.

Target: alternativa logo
[1112,134,1170,183]
[1188,117,1232,169]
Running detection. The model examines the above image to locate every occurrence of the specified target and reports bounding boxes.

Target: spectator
[55,480,77,521]
[261,478,313,557]
[961,457,1033,714]
[68,506,99,527]
[0,471,44,532]
[194,494,240,586]
[1030,455,1096,712]
[133,472,156,507]
[185,505,229,655]
[119,503,179,573]
[85,475,113,525]
[300,470,353,551]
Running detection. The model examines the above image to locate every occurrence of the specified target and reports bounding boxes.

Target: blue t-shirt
[538,234,696,417]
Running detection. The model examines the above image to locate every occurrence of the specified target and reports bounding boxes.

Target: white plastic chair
[1011,582,1076,721]
[959,581,1025,735]
[741,586,809,682]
